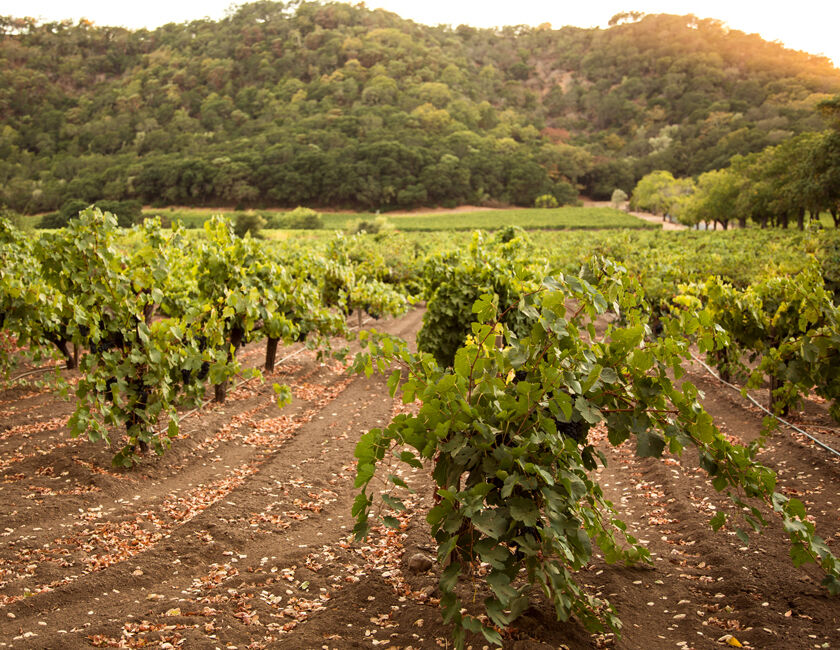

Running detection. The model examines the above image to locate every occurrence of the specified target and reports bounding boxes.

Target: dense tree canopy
[1,4,839,212]
[631,96,840,230]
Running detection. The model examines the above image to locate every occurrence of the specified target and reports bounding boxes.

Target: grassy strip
[344,207,657,231]
[141,206,657,231]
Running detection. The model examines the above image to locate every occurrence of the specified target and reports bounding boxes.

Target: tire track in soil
[0,308,425,647]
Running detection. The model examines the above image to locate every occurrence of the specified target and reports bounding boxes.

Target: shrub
[534,193,559,209]
[347,216,392,235]
[283,207,324,229]
[39,199,144,229]
[39,199,87,228]
[611,188,629,209]
[38,212,63,228]
[95,200,142,227]
[233,212,266,238]
[554,180,581,206]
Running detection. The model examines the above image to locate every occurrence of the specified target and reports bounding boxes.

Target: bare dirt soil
[0,307,838,649]
[580,200,687,231]
[626,210,688,231]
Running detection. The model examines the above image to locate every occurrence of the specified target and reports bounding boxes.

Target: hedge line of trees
[1,4,839,212]
[630,97,840,230]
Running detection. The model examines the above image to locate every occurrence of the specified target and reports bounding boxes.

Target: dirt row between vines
[0,306,838,649]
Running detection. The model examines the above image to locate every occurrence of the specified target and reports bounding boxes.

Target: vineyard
[124,206,659,233]
[0,211,839,648]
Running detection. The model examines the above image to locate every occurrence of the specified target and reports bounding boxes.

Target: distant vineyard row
[0,209,411,465]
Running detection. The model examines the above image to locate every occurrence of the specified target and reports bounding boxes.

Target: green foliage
[142,208,209,230]
[39,199,143,229]
[319,232,409,321]
[38,199,87,228]
[1,210,423,464]
[634,100,840,232]
[31,209,226,464]
[681,168,739,229]
[630,171,694,218]
[0,216,69,375]
[352,261,840,646]
[193,216,286,400]
[610,188,628,209]
[534,194,559,209]
[233,212,267,238]
[679,262,840,419]
[417,231,543,367]
[346,215,392,235]
[0,207,31,231]
[95,200,143,227]
[554,180,583,207]
[272,207,324,230]
[3,7,838,214]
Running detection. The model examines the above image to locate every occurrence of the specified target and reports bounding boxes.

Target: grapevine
[351,259,840,647]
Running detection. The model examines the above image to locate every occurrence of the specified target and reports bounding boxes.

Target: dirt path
[0,307,838,649]
[0,309,430,647]
[628,210,687,231]
[581,199,687,231]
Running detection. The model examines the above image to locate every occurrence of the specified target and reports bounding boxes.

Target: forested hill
[2,2,839,213]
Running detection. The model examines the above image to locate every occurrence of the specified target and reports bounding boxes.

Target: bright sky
[4,0,839,67]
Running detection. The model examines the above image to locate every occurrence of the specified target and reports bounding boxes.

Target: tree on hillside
[1,6,840,212]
